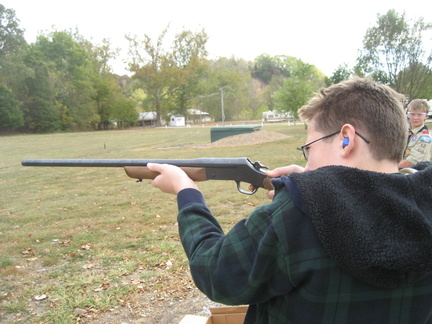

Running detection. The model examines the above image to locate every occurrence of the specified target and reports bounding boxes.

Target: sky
[2,0,432,76]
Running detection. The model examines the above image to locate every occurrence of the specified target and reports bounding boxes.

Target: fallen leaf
[22,248,35,256]
[81,244,91,250]
[74,308,87,315]
[34,294,48,301]
[82,264,95,269]
[100,283,110,290]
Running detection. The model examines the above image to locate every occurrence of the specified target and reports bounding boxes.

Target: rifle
[21,158,273,195]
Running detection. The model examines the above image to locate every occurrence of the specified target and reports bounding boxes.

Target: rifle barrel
[21,158,252,168]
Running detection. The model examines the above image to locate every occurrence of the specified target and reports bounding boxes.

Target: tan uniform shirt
[404,124,432,164]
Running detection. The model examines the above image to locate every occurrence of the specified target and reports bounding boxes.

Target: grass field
[0,123,307,323]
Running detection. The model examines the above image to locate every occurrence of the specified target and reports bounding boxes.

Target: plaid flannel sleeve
[176,188,295,305]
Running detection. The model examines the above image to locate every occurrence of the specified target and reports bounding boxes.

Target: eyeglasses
[297,131,370,161]
[407,112,427,118]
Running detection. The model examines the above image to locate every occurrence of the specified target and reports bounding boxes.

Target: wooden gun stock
[124,166,207,182]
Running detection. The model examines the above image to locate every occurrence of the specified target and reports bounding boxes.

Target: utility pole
[220,87,225,126]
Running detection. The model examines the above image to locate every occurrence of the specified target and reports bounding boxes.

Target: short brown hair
[298,77,407,161]
[408,99,429,113]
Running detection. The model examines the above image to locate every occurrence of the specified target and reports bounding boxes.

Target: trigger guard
[236,181,257,195]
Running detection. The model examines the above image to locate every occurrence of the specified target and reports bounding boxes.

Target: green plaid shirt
[177,181,432,323]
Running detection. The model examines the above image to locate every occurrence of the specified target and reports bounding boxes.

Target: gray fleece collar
[275,162,432,288]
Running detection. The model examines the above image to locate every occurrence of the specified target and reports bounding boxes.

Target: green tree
[84,37,137,129]
[272,60,325,118]
[93,76,115,129]
[85,38,119,75]
[127,27,208,125]
[356,9,432,98]
[21,45,60,132]
[252,54,293,85]
[194,57,251,122]
[0,4,32,106]
[127,27,177,125]
[252,54,280,84]
[416,73,432,99]
[93,75,137,129]
[110,95,138,128]
[0,83,23,130]
[0,5,26,59]
[329,64,352,85]
[252,55,304,112]
[169,29,209,117]
[33,30,99,130]
[245,79,267,120]
[17,30,114,132]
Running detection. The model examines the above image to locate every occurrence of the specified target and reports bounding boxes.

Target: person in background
[147,78,432,323]
[398,99,432,168]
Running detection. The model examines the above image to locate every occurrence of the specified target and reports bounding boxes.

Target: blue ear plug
[342,138,350,148]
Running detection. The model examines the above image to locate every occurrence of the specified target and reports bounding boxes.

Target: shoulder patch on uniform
[419,135,432,143]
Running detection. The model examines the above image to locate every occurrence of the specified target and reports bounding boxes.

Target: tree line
[1,5,431,133]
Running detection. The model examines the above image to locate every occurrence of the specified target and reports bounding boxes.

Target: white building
[187,109,212,123]
[138,111,157,126]
[170,114,185,127]
[262,110,292,123]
